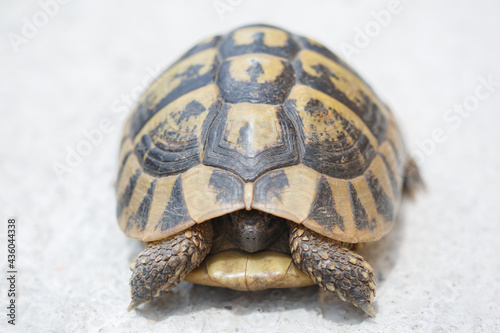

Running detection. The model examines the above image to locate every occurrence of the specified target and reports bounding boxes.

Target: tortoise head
[225,210,284,253]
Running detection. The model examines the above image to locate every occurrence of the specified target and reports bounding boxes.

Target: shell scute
[219,25,299,60]
[117,24,411,242]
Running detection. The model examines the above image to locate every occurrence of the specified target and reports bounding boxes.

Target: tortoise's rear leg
[128,222,213,310]
[403,157,424,198]
[290,225,376,317]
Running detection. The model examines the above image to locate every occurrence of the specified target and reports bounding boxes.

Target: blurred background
[1,0,499,332]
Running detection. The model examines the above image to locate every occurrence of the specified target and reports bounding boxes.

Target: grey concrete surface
[1,0,499,332]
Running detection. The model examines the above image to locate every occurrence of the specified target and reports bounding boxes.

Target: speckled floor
[1,1,499,332]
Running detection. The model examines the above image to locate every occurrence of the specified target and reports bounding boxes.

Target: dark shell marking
[202,103,300,182]
[117,24,407,243]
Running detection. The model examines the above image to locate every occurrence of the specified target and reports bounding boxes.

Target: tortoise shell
[116,24,407,244]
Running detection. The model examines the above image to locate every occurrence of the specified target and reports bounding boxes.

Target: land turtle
[116,24,421,317]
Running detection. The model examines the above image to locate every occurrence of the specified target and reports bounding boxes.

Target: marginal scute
[146,176,179,233]
[322,177,358,241]
[252,165,320,223]
[116,152,143,221]
[148,176,195,241]
[116,144,198,241]
[121,172,157,237]
[116,150,132,190]
[303,176,344,235]
[349,181,376,232]
[365,169,395,223]
[126,179,157,232]
[385,115,407,168]
[301,149,400,243]
[366,153,398,203]
[348,176,387,241]
[120,174,198,242]
[182,165,245,222]
[208,169,245,205]
[117,168,141,219]
[378,141,404,199]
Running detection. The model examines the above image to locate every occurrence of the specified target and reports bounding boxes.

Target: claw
[358,302,376,318]
[128,300,141,312]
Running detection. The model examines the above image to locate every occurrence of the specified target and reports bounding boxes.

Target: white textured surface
[1,0,500,332]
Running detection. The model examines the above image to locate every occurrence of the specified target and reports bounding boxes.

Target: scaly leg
[404,157,424,197]
[290,225,376,317]
[128,222,213,310]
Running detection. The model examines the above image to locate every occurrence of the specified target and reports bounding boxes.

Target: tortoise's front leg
[289,225,376,317]
[128,222,213,310]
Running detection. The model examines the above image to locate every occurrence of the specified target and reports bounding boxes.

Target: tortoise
[116,24,421,317]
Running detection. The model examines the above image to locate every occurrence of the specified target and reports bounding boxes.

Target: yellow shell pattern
[116,25,408,244]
